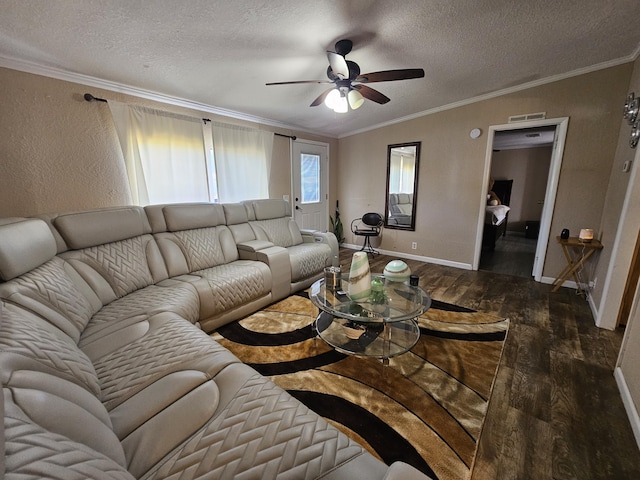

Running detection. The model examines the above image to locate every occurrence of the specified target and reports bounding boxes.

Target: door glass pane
[301,153,320,204]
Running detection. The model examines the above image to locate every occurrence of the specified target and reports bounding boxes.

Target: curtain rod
[275,132,297,140]
[84,92,296,139]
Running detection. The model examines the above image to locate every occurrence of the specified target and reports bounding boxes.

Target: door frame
[472,117,569,281]
[291,138,330,231]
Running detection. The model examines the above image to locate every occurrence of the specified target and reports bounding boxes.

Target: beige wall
[336,64,633,276]
[0,66,336,218]
[609,55,640,439]
[592,56,640,312]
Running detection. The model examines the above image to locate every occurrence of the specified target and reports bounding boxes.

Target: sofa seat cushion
[142,364,388,480]
[79,281,200,344]
[80,312,239,411]
[192,260,271,318]
[287,243,332,282]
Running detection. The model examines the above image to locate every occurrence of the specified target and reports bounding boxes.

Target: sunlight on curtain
[210,122,273,203]
[108,102,208,205]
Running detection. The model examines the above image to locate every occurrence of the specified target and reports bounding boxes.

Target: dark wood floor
[338,248,640,480]
[479,232,537,279]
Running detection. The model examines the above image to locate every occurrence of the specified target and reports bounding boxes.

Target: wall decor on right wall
[623,92,640,148]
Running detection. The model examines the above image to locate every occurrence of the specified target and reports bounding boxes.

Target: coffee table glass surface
[309,274,431,360]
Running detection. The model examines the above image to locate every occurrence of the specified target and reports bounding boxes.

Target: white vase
[348,251,371,302]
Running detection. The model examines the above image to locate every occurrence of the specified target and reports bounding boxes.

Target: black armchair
[351,212,383,255]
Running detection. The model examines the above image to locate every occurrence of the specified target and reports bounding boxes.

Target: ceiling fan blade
[354,84,390,104]
[346,60,360,81]
[266,80,331,85]
[356,68,425,83]
[327,51,349,79]
[310,87,335,107]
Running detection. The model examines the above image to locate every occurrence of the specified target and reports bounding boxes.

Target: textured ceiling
[1,0,640,137]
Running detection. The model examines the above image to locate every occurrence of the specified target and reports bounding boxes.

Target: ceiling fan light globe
[333,95,348,113]
[348,90,364,110]
[324,88,341,109]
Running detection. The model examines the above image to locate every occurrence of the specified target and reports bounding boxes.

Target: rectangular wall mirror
[384,141,421,231]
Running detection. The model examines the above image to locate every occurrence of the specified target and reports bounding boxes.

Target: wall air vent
[508,112,547,123]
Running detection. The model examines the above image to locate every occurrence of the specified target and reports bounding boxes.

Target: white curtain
[210,122,273,203]
[108,102,209,205]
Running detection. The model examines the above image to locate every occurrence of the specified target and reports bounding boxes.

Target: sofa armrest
[237,240,275,260]
[255,246,291,300]
[300,230,339,264]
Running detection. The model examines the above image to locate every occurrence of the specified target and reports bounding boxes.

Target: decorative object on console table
[347,251,371,302]
[579,228,594,242]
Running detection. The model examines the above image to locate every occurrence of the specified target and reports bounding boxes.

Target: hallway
[479,232,537,278]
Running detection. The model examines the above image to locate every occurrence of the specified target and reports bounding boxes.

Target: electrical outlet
[411,242,417,250]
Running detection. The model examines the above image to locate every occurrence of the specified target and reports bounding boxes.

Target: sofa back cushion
[0,302,100,396]
[0,218,57,281]
[147,204,240,275]
[244,199,303,248]
[0,257,98,343]
[52,207,167,304]
[54,207,151,250]
[223,203,257,244]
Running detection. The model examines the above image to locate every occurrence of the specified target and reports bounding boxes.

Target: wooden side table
[552,236,603,293]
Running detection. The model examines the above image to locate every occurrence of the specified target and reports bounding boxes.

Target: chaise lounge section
[0,200,431,480]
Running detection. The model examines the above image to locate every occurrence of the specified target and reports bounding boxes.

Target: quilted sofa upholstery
[0,203,432,479]
[242,199,338,291]
[388,193,413,226]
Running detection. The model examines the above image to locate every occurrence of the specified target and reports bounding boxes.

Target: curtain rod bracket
[84,93,107,103]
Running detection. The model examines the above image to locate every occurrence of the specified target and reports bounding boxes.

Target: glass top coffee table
[309,274,431,363]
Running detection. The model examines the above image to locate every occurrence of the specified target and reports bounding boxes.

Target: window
[109,102,273,205]
[300,153,320,204]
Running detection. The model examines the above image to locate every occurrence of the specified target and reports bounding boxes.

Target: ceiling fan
[266,39,425,112]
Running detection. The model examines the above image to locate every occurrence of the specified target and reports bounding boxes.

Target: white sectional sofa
[0,199,431,480]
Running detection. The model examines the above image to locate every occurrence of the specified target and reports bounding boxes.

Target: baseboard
[540,275,578,290]
[340,244,473,270]
[614,367,640,451]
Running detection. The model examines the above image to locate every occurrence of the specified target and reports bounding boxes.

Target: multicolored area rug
[211,292,509,480]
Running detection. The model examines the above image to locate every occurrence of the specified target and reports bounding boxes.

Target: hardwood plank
[337,247,640,480]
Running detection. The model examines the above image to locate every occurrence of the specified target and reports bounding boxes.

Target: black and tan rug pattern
[211,292,509,480]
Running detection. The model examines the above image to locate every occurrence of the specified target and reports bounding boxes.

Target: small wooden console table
[552,236,603,293]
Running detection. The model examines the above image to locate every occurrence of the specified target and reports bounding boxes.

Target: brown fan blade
[266,80,332,85]
[356,69,425,83]
[310,87,335,107]
[354,85,390,104]
[327,51,349,78]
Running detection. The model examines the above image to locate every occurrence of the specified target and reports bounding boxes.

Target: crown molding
[2,48,638,141]
[340,53,639,139]
[0,54,320,136]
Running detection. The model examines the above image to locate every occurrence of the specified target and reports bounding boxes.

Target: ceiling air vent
[508,112,546,123]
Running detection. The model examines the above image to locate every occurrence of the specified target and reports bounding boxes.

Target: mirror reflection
[385,142,420,231]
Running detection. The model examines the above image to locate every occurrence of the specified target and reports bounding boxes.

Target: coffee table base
[315,311,420,361]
